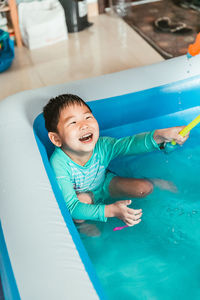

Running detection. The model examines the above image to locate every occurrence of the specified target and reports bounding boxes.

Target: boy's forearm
[70,201,107,222]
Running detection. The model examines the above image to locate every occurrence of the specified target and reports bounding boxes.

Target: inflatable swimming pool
[1,54,200,300]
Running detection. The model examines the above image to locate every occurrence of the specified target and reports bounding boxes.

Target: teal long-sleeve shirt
[50,132,160,222]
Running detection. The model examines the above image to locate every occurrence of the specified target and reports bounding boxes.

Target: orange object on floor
[188,33,200,56]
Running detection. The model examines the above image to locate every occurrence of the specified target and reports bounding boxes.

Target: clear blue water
[80,126,200,300]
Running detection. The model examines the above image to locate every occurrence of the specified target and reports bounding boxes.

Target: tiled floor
[0,13,164,101]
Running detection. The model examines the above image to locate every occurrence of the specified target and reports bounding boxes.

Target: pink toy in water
[113,225,128,231]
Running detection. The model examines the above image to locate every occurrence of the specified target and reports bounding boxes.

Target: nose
[80,121,88,130]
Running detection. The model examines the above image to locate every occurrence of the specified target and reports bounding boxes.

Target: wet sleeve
[98,130,160,163]
[50,157,107,222]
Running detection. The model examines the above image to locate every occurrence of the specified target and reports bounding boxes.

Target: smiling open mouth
[79,133,93,142]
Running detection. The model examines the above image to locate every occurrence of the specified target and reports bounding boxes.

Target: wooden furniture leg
[9,0,22,47]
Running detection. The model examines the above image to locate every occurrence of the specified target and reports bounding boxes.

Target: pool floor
[80,121,200,300]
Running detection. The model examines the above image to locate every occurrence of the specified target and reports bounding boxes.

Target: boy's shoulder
[97,136,117,148]
[50,147,72,176]
[50,147,69,166]
[97,136,117,145]
[95,136,117,154]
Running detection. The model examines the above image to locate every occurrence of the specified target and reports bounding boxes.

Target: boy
[43,94,188,227]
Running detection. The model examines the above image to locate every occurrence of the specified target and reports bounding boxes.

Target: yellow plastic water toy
[164,114,200,152]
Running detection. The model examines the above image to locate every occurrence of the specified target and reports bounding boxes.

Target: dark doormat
[122,0,200,59]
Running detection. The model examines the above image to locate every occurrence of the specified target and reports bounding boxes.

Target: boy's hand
[153,126,189,145]
[105,200,142,226]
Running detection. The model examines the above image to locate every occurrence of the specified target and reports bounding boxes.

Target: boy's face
[49,104,99,158]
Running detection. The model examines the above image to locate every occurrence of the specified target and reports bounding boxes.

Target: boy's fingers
[116,200,131,206]
[133,219,142,225]
[125,218,134,226]
[127,208,142,215]
[176,126,185,131]
[127,200,132,205]
[133,213,142,220]
[127,212,142,221]
[123,200,132,206]
[126,218,142,226]
[134,209,142,215]
[128,212,142,221]
[176,135,189,145]
[163,127,190,144]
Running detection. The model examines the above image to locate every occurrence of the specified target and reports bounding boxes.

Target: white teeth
[79,133,93,141]
[81,133,91,138]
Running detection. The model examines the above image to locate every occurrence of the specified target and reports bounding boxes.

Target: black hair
[43,94,92,132]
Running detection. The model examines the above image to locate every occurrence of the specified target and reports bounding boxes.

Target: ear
[48,132,62,147]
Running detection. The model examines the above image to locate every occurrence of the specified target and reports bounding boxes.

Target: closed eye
[86,116,92,120]
[69,121,76,125]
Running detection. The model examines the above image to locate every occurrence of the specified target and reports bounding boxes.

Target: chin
[84,144,95,152]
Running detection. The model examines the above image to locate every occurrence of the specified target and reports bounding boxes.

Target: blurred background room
[1,0,200,101]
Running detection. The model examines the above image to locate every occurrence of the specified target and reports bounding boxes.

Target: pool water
[80,126,200,300]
